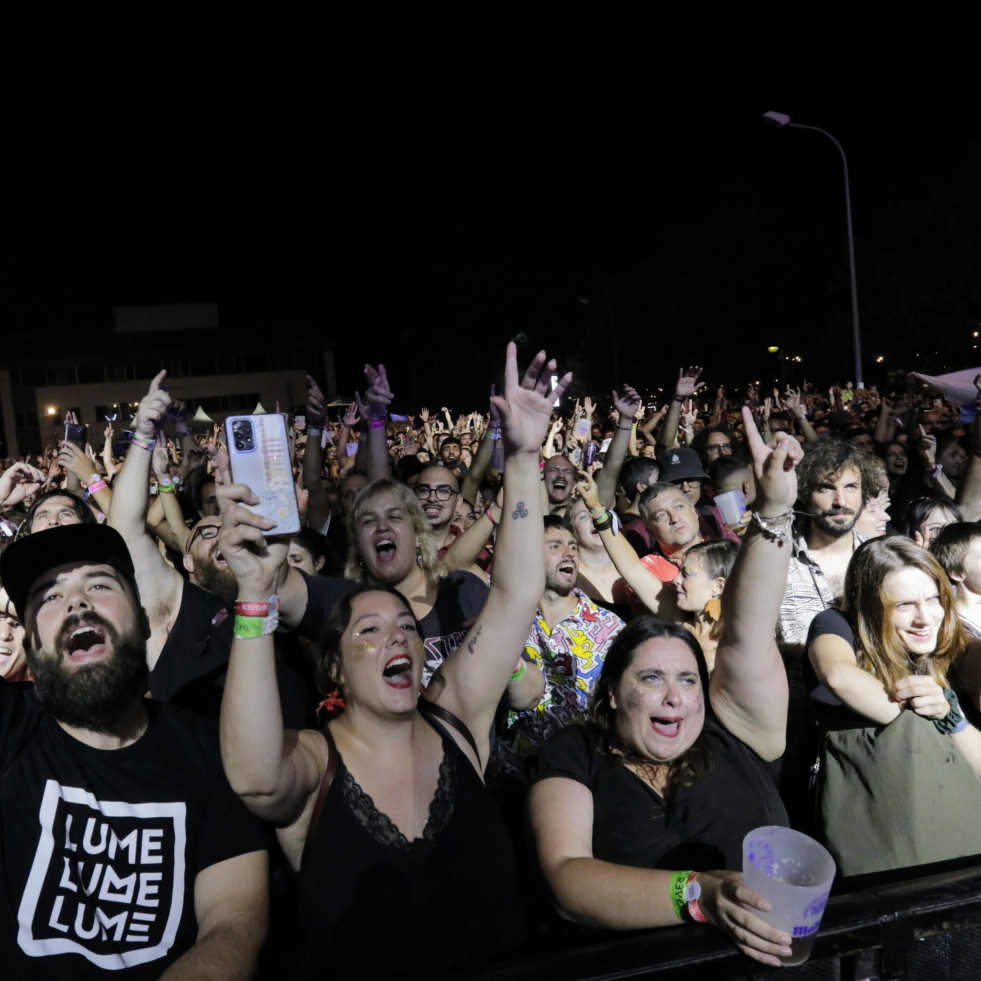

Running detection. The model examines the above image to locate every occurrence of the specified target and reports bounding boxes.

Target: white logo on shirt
[18,781,186,970]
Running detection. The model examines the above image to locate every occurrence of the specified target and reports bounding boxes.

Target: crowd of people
[2,350,981,977]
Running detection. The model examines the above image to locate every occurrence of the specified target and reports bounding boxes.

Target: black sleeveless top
[295,712,524,979]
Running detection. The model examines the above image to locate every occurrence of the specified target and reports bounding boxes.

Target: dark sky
[4,5,980,408]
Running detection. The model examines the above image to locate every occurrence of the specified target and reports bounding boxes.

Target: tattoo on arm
[511,501,529,519]
[467,625,483,655]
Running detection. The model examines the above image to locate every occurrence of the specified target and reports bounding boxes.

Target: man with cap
[0,523,267,979]
[657,447,739,545]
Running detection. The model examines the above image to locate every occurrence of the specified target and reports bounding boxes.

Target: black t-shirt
[151,580,317,728]
[0,686,265,979]
[530,721,787,871]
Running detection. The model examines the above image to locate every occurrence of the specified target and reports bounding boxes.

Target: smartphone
[293,414,306,432]
[225,414,301,535]
[64,423,88,449]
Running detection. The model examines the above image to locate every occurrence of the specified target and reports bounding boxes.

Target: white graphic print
[18,781,186,970]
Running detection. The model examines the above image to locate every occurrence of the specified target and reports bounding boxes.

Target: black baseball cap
[0,524,140,620]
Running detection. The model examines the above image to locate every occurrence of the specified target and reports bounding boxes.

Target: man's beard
[194,558,238,607]
[29,614,148,732]
[545,573,576,598]
[811,505,861,538]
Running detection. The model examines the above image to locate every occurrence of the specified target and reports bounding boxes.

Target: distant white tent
[191,406,214,424]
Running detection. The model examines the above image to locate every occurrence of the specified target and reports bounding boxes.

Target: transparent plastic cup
[742,826,836,966]
[714,489,747,528]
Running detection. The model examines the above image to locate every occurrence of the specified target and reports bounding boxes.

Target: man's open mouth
[651,716,683,737]
[557,561,577,579]
[382,655,413,689]
[63,622,109,663]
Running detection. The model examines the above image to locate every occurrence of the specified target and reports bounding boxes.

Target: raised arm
[107,370,184,618]
[301,374,331,532]
[782,386,820,443]
[218,486,326,824]
[461,388,500,502]
[576,472,666,614]
[430,344,571,759]
[595,385,641,509]
[661,366,705,449]
[360,363,394,482]
[709,407,799,760]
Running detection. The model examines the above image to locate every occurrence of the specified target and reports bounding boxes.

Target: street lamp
[762,111,864,388]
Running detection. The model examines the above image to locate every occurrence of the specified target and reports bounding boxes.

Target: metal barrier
[430,861,981,981]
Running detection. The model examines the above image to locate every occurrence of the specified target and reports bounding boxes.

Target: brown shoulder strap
[301,726,339,870]
[419,699,481,768]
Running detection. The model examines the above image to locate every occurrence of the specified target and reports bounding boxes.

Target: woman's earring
[416,544,424,568]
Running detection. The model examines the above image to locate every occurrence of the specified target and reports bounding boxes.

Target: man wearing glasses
[413,464,461,554]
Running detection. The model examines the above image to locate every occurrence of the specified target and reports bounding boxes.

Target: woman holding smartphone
[218,344,568,978]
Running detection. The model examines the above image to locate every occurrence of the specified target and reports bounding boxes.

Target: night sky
[4,5,980,410]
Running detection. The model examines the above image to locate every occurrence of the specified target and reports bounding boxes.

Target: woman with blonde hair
[342,477,487,686]
[807,535,981,875]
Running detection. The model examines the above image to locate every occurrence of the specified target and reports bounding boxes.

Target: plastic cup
[742,826,836,966]
[714,489,747,529]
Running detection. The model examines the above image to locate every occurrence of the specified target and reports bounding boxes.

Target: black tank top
[295,712,524,979]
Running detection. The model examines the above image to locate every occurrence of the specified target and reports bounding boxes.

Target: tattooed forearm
[467,625,483,655]
[511,501,529,519]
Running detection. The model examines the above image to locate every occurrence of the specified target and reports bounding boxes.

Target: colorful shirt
[497,589,624,778]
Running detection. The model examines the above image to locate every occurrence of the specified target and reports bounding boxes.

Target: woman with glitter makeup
[218,344,569,978]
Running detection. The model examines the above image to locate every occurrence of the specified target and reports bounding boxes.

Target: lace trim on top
[340,745,456,851]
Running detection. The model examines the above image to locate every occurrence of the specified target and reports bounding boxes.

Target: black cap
[0,524,139,620]
[656,448,709,484]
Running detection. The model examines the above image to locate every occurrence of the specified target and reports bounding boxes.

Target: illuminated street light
[763,111,864,388]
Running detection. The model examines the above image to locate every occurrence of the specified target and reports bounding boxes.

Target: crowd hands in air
[2,351,981,976]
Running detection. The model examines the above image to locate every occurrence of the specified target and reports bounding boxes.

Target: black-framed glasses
[187,524,220,552]
[413,484,457,502]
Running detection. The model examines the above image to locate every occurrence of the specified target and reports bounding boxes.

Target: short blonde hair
[344,479,442,589]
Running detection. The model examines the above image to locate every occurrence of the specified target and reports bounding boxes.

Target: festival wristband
[86,479,108,495]
[510,662,526,682]
[307,427,323,437]
[685,872,707,924]
[670,870,693,923]
[235,601,271,617]
[370,418,387,430]
[233,616,264,639]
[130,433,156,452]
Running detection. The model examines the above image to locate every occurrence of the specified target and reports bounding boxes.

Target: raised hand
[612,384,641,423]
[306,374,327,427]
[342,401,360,429]
[134,370,171,439]
[363,364,393,417]
[57,441,92,482]
[490,344,571,457]
[575,469,602,511]
[915,424,937,465]
[782,386,803,416]
[218,485,288,600]
[0,462,46,509]
[741,405,802,515]
[582,396,596,417]
[675,365,706,399]
[419,406,430,424]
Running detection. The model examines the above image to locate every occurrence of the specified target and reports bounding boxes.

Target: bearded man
[0,523,266,979]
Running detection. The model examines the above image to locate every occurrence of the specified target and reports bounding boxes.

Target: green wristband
[670,869,693,923]
[510,663,526,682]
[233,615,264,639]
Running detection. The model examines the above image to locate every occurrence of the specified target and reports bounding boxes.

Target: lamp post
[762,111,864,388]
